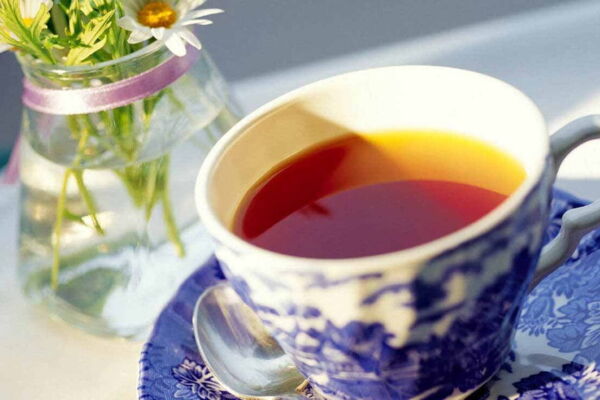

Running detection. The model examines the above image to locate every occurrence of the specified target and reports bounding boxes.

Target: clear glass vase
[17,43,240,339]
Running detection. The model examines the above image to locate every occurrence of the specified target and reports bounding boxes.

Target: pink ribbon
[22,49,199,115]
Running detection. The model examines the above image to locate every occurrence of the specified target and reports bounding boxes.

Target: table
[3,1,600,398]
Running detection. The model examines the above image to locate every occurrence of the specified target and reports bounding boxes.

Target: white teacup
[196,66,600,399]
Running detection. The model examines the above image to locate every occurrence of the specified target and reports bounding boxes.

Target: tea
[234,131,526,258]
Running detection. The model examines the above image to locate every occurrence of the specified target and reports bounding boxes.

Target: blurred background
[0,0,570,166]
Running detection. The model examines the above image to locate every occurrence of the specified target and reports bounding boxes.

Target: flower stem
[51,168,72,289]
[51,114,105,289]
[160,156,185,258]
[144,161,160,221]
[50,94,187,289]
[73,170,104,235]
[72,116,104,234]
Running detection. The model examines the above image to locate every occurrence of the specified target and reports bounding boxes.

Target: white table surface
[3,1,600,398]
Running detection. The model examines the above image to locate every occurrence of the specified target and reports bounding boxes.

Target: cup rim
[195,65,548,270]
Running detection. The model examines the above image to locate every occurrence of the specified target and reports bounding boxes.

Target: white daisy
[20,0,52,26]
[0,0,52,53]
[117,0,222,57]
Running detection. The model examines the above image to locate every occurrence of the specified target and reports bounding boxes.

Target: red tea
[234,131,526,259]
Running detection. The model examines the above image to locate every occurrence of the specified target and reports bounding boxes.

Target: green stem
[95,111,131,160]
[144,161,160,220]
[51,169,72,289]
[142,91,164,129]
[112,106,136,160]
[73,170,104,235]
[67,115,82,136]
[50,84,189,287]
[13,10,55,63]
[51,115,105,289]
[72,117,103,232]
[98,110,113,132]
[114,170,144,207]
[160,157,185,258]
[80,114,100,138]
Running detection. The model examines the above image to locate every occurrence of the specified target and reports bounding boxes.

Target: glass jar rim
[17,40,167,75]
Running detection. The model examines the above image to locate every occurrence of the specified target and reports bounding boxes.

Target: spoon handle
[277,395,312,400]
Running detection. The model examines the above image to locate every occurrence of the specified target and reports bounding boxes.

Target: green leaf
[0,29,18,47]
[66,0,85,35]
[30,3,52,38]
[66,35,106,64]
[79,0,95,16]
[64,8,114,65]
[45,34,84,49]
[0,0,56,63]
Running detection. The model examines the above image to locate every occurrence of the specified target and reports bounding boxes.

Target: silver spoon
[193,283,309,399]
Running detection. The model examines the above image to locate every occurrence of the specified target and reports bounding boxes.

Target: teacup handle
[530,115,600,289]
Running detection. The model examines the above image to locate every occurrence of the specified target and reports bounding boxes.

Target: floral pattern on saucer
[171,358,235,400]
[138,261,239,400]
[139,189,600,400]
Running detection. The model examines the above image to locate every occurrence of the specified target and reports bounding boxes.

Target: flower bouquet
[1,0,239,337]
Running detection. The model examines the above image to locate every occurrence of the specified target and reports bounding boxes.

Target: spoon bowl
[192,283,307,399]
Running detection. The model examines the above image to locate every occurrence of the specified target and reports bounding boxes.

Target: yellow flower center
[22,18,34,27]
[137,1,177,28]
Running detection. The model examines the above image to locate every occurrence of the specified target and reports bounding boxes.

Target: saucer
[138,189,600,400]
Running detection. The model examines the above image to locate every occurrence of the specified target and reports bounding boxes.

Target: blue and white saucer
[138,189,600,400]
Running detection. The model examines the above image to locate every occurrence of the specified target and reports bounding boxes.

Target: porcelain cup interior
[196,65,548,269]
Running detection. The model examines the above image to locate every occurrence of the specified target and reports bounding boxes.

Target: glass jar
[17,42,240,338]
